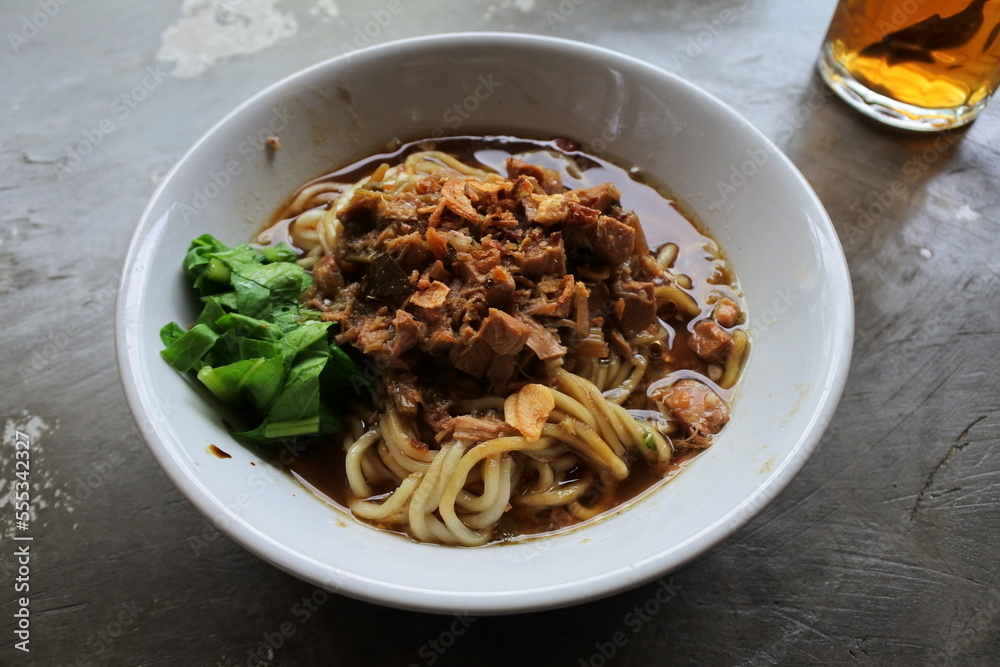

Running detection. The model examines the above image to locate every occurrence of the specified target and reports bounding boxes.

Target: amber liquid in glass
[822,0,1000,126]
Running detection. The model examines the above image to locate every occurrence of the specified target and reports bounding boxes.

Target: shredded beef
[390,310,425,357]
[312,254,344,294]
[519,316,567,360]
[451,415,516,442]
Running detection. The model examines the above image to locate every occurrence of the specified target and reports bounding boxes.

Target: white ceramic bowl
[117,33,853,614]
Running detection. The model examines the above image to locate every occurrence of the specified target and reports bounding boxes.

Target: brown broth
[271,135,745,543]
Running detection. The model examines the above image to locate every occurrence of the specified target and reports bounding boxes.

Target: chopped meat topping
[714,297,741,328]
[516,233,566,279]
[390,309,425,357]
[612,281,656,337]
[689,320,734,363]
[474,308,532,356]
[566,182,620,212]
[506,157,563,194]
[387,373,423,417]
[519,316,567,360]
[304,150,741,448]
[315,164,643,378]
[312,254,344,294]
[561,205,636,265]
[452,415,516,442]
[655,379,731,444]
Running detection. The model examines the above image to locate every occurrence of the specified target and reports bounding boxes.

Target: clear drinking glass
[818,0,1000,131]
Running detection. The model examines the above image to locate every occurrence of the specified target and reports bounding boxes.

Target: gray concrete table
[2,1,998,665]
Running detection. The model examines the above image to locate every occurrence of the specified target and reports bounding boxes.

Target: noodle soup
[254,135,749,545]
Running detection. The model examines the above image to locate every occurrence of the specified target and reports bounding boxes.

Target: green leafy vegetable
[642,428,656,451]
[160,234,368,444]
[160,323,220,372]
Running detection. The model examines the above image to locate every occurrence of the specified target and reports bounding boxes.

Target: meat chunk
[485,266,516,310]
[421,390,456,442]
[656,379,730,441]
[487,354,519,393]
[714,297,741,328]
[386,232,432,273]
[425,259,452,282]
[506,157,563,194]
[524,274,575,318]
[448,326,493,377]
[445,282,488,330]
[421,320,456,354]
[387,373,423,417]
[689,320,733,363]
[477,308,532,355]
[566,182,620,213]
[381,192,419,221]
[353,314,395,363]
[607,328,632,358]
[449,309,531,376]
[452,415,515,442]
[516,234,566,279]
[519,316,567,360]
[591,214,637,265]
[390,309,425,357]
[618,209,649,256]
[453,241,502,285]
[312,254,344,294]
[562,203,636,265]
[612,281,656,337]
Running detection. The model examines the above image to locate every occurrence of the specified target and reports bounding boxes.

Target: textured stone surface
[1,0,998,664]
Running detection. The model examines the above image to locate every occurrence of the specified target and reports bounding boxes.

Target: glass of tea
[818,0,1000,131]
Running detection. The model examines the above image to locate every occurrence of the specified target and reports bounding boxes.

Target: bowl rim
[115,31,854,614]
